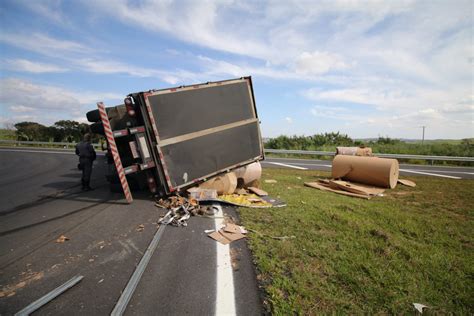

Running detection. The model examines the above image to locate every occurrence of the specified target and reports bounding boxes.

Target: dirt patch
[0,271,44,298]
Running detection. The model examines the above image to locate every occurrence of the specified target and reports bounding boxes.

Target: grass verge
[239,168,473,314]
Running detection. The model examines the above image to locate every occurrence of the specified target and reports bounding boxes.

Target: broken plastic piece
[413,303,428,313]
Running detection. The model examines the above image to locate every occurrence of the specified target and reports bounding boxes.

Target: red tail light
[147,174,157,193]
[124,97,136,116]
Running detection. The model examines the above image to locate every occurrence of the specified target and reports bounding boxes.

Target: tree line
[13,120,97,143]
[266,132,474,158]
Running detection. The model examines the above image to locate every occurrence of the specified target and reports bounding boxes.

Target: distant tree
[53,120,87,142]
[14,122,48,141]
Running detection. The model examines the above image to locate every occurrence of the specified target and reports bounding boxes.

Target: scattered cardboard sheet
[208,231,231,245]
[328,180,385,196]
[304,182,371,199]
[223,223,241,234]
[208,224,247,244]
[398,179,416,187]
[248,187,268,196]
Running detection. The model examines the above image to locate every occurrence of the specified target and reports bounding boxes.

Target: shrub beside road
[239,168,473,314]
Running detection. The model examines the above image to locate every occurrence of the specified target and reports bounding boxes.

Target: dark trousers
[80,158,93,188]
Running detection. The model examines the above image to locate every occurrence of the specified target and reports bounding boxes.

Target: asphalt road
[0,148,262,315]
[263,157,474,179]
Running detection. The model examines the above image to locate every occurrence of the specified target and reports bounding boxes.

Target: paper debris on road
[55,235,69,243]
[187,187,218,200]
[136,224,145,232]
[398,179,417,187]
[264,179,277,183]
[208,223,247,245]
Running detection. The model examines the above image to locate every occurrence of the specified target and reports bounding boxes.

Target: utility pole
[420,126,426,145]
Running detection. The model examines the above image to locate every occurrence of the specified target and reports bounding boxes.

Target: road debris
[336,146,373,156]
[208,223,247,245]
[248,187,268,196]
[398,179,416,187]
[187,187,218,200]
[199,172,238,195]
[15,275,83,316]
[136,224,145,232]
[55,235,69,243]
[413,303,428,314]
[332,155,399,188]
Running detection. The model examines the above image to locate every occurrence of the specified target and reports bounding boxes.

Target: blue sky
[0,0,472,139]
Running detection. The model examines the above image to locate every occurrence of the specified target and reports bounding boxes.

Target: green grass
[0,129,16,140]
[239,168,474,314]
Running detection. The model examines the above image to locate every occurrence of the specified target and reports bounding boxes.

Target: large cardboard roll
[332,155,399,188]
[336,147,373,156]
[233,162,262,187]
[199,172,237,195]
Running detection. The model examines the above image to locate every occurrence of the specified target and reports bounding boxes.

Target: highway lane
[263,157,474,179]
[0,148,261,315]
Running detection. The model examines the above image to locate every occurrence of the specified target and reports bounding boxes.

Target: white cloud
[294,51,348,75]
[285,117,293,124]
[0,32,92,58]
[9,105,35,113]
[0,78,123,126]
[3,59,68,73]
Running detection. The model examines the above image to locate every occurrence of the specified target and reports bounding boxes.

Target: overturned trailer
[87,77,264,202]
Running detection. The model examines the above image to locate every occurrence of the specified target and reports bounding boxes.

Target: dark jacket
[75,141,96,161]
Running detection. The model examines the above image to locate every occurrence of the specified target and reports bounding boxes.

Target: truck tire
[90,122,104,135]
[86,109,101,123]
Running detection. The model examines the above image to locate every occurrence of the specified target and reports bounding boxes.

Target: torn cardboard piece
[248,187,268,196]
[328,180,385,196]
[208,223,247,245]
[304,181,371,199]
[398,179,416,187]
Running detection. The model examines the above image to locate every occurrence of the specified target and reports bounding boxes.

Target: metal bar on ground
[110,223,168,316]
[14,275,83,316]
[97,102,133,203]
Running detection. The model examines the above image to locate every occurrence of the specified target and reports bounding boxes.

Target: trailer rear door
[142,77,263,193]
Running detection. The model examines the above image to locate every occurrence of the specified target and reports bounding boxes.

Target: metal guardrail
[0,139,101,149]
[264,148,474,162]
[1,140,472,162]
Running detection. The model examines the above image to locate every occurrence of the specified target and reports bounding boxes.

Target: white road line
[400,169,474,175]
[213,204,236,316]
[264,162,308,170]
[399,169,462,179]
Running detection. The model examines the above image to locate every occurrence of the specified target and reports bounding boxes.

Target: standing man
[75,133,96,191]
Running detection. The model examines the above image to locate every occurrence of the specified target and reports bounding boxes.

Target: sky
[0,0,472,139]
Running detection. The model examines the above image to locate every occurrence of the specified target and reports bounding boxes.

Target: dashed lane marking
[399,169,462,179]
[263,162,308,170]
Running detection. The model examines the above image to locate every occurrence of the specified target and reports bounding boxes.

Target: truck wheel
[90,122,104,135]
[86,109,101,122]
